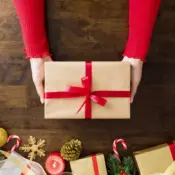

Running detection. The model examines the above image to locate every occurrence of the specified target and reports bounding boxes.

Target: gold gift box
[134,143,175,175]
[44,62,130,119]
[70,154,107,175]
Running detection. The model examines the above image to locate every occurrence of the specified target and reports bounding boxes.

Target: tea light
[45,152,65,175]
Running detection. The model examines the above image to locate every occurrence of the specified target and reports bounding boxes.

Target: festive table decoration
[70,154,108,175]
[20,136,46,160]
[0,128,8,147]
[134,142,175,175]
[7,135,21,153]
[107,154,137,175]
[107,138,137,175]
[0,135,21,161]
[60,139,82,161]
[44,61,130,119]
[45,152,65,175]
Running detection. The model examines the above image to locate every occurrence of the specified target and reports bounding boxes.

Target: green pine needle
[107,154,137,175]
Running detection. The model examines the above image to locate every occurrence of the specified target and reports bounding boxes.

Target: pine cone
[60,139,82,161]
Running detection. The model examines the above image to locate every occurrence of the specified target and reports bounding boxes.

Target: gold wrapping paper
[134,143,175,175]
[70,154,107,175]
[44,62,130,119]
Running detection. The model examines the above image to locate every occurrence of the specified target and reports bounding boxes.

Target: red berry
[120,170,127,175]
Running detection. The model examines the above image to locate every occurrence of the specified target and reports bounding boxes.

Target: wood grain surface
[0,0,175,171]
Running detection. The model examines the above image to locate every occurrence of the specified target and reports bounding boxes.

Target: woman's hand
[30,56,52,104]
[122,56,143,103]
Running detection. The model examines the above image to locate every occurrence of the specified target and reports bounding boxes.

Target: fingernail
[40,98,44,104]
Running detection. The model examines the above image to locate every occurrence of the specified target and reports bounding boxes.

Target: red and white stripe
[113,138,127,161]
[7,135,21,153]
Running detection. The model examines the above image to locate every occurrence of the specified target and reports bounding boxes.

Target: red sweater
[13,0,161,61]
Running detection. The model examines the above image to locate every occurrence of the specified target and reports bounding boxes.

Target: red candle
[45,152,65,175]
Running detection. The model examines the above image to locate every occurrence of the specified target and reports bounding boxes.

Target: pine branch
[122,156,137,175]
[107,154,137,175]
[107,154,120,175]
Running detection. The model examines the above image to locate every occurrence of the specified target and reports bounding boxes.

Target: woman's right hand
[30,56,52,104]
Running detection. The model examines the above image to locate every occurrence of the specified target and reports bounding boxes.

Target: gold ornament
[0,128,8,147]
[20,136,46,160]
[60,139,82,161]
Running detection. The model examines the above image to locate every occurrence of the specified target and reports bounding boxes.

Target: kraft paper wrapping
[70,154,107,175]
[163,162,175,175]
[134,143,174,175]
[44,62,130,119]
[150,162,175,175]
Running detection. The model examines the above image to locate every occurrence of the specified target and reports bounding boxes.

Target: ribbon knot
[67,76,107,114]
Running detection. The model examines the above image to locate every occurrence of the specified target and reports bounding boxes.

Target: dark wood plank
[0,85,28,108]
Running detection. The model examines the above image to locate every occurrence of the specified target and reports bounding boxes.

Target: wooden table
[0,0,175,171]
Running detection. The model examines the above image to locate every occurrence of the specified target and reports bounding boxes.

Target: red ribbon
[45,61,131,119]
[168,143,175,160]
[92,155,100,175]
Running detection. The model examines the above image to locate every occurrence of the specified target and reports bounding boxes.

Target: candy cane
[113,138,127,161]
[7,135,21,153]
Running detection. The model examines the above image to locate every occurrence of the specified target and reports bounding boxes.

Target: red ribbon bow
[67,76,107,114]
[45,62,131,119]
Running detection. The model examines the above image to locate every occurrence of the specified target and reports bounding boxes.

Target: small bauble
[0,128,8,147]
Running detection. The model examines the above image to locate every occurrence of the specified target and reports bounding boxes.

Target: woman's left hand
[122,56,143,103]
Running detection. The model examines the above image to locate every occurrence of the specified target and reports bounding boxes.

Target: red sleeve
[123,0,161,61]
[13,0,51,59]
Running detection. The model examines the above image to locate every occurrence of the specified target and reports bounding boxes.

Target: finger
[130,63,142,103]
[44,56,53,62]
[130,70,140,103]
[34,82,44,104]
[130,81,139,103]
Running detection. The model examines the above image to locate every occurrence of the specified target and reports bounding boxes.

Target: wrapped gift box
[134,142,175,175]
[70,154,107,175]
[44,61,130,119]
[163,162,175,175]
